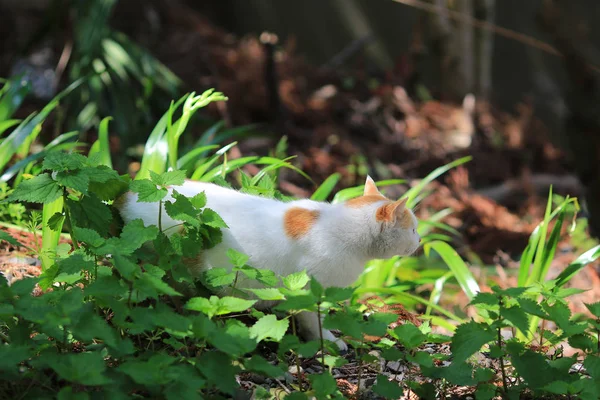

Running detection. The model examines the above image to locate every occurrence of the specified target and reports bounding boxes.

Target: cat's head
[345,176,420,259]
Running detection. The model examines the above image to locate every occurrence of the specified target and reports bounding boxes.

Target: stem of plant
[158,200,163,233]
[291,315,303,392]
[317,302,325,367]
[497,325,509,397]
[496,296,509,398]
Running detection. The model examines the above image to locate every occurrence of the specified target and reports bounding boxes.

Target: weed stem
[317,302,325,367]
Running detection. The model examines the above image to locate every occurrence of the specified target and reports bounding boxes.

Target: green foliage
[1,92,599,399]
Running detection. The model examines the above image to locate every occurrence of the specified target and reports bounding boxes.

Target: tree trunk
[474,0,495,98]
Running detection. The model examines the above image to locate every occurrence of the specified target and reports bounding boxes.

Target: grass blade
[424,240,480,300]
[426,272,453,316]
[404,156,472,207]
[0,77,30,121]
[555,245,600,287]
[0,79,82,172]
[40,196,65,271]
[88,116,113,168]
[177,144,220,170]
[311,173,341,201]
[137,96,186,179]
[190,142,238,180]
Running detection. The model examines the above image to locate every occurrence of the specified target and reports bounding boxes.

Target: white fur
[118,176,420,350]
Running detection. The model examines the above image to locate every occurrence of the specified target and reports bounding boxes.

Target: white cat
[117,176,420,350]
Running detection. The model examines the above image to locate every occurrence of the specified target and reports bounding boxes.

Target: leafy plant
[1,90,599,399]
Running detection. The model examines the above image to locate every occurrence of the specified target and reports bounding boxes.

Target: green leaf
[323,355,348,369]
[57,387,90,400]
[283,270,310,291]
[249,314,289,342]
[246,288,286,301]
[0,345,30,372]
[516,297,549,319]
[505,342,555,389]
[451,321,495,363]
[436,361,477,386]
[202,208,228,228]
[392,323,427,349]
[324,287,355,303]
[40,352,111,386]
[197,351,240,395]
[275,294,318,312]
[47,212,66,231]
[190,192,207,209]
[310,276,324,298]
[56,252,95,275]
[136,273,182,298]
[42,151,87,172]
[501,306,530,334]
[185,296,256,319]
[130,179,167,202]
[113,219,159,254]
[210,319,257,356]
[245,355,286,378]
[0,230,22,247]
[159,170,187,186]
[584,355,600,379]
[308,370,338,398]
[55,170,89,193]
[568,334,595,352]
[8,173,62,203]
[67,194,112,236]
[372,374,403,399]
[363,313,397,338]
[227,248,249,268]
[203,268,236,287]
[323,310,363,339]
[474,384,496,400]
[469,292,498,307]
[234,265,279,287]
[164,190,199,226]
[117,353,176,386]
[585,302,600,319]
[297,340,321,358]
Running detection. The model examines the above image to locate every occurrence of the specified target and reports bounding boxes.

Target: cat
[117,175,421,351]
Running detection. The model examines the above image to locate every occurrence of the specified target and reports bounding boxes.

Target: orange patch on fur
[345,195,388,208]
[284,207,320,239]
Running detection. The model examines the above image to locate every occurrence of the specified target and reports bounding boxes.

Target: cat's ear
[364,175,381,196]
[376,198,407,223]
[389,198,407,219]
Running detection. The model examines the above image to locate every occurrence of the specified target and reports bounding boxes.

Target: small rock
[288,365,303,374]
[386,361,403,372]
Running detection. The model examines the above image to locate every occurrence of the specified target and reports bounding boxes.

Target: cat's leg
[295,311,348,352]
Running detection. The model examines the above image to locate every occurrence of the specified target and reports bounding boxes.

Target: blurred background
[1,0,600,291]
